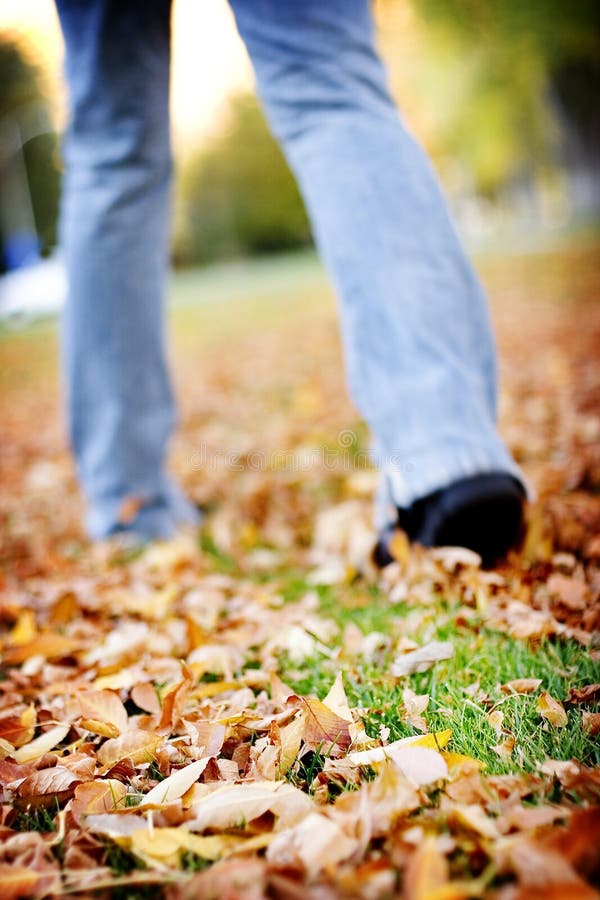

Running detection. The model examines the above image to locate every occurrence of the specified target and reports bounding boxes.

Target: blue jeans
[56,0,523,539]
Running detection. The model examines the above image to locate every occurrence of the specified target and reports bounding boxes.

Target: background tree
[0,35,61,272]
[174,95,311,266]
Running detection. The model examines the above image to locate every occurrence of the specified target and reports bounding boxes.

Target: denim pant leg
[56,0,199,539]
[229,0,523,525]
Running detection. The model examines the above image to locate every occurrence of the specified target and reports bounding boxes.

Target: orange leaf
[0,866,42,900]
[3,632,80,665]
[76,690,128,737]
[71,779,128,822]
[0,706,36,748]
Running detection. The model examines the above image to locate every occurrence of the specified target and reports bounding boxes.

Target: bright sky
[0,0,254,149]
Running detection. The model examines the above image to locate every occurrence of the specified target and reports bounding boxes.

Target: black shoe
[374,472,526,568]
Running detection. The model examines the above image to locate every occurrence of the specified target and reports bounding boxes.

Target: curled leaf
[537,692,568,727]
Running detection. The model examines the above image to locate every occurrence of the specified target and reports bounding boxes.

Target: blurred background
[0,0,599,317]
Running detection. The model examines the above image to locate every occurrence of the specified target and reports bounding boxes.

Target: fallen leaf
[266,812,357,878]
[187,781,312,833]
[391,641,454,677]
[8,610,37,647]
[71,779,128,821]
[403,834,449,900]
[537,692,568,727]
[298,696,351,750]
[277,713,305,776]
[322,672,354,722]
[547,574,588,610]
[76,690,129,738]
[492,736,516,759]
[13,723,70,764]
[0,866,44,900]
[15,765,81,808]
[0,706,36,748]
[3,633,80,665]
[582,711,600,735]
[97,729,162,768]
[138,757,210,808]
[568,684,600,705]
[501,678,543,694]
[401,688,429,732]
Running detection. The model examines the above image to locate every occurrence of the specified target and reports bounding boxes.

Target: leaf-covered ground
[0,239,599,899]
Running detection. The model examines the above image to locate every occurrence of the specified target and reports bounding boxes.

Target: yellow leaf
[3,632,80,665]
[441,752,483,773]
[537,691,568,727]
[9,610,37,647]
[13,723,70,764]
[389,529,410,567]
[403,729,452,751]
[450,803,499,839]
[278,713,305,776]
[80,718,120,739]
[192,680,240,700]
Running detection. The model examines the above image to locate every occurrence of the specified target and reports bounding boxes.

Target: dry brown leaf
[492,736,516,759]
[96,729,162,768]
[547,574,588,611]
[501,678,543,694]
[568,684,600,705]
[582,712,600,735]
[0,706,36,748]
[266,812,357,878]
[130,682,161,715]
[71,779,128,822]
[537,692,568,727]
[15,765,81,808]
[298,697,351,751]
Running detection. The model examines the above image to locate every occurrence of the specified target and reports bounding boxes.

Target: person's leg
[229,0,524,534]
[56,0,198,539]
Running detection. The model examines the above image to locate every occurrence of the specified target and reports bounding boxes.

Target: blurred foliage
[379,0,600,195]
[174,96,311,266]
[0,35,61,267]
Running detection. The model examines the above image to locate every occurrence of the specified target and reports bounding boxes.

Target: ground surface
[0,239,599,899]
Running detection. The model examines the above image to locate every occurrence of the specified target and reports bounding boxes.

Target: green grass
[271,576,599,778]
[11,803,58,833]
